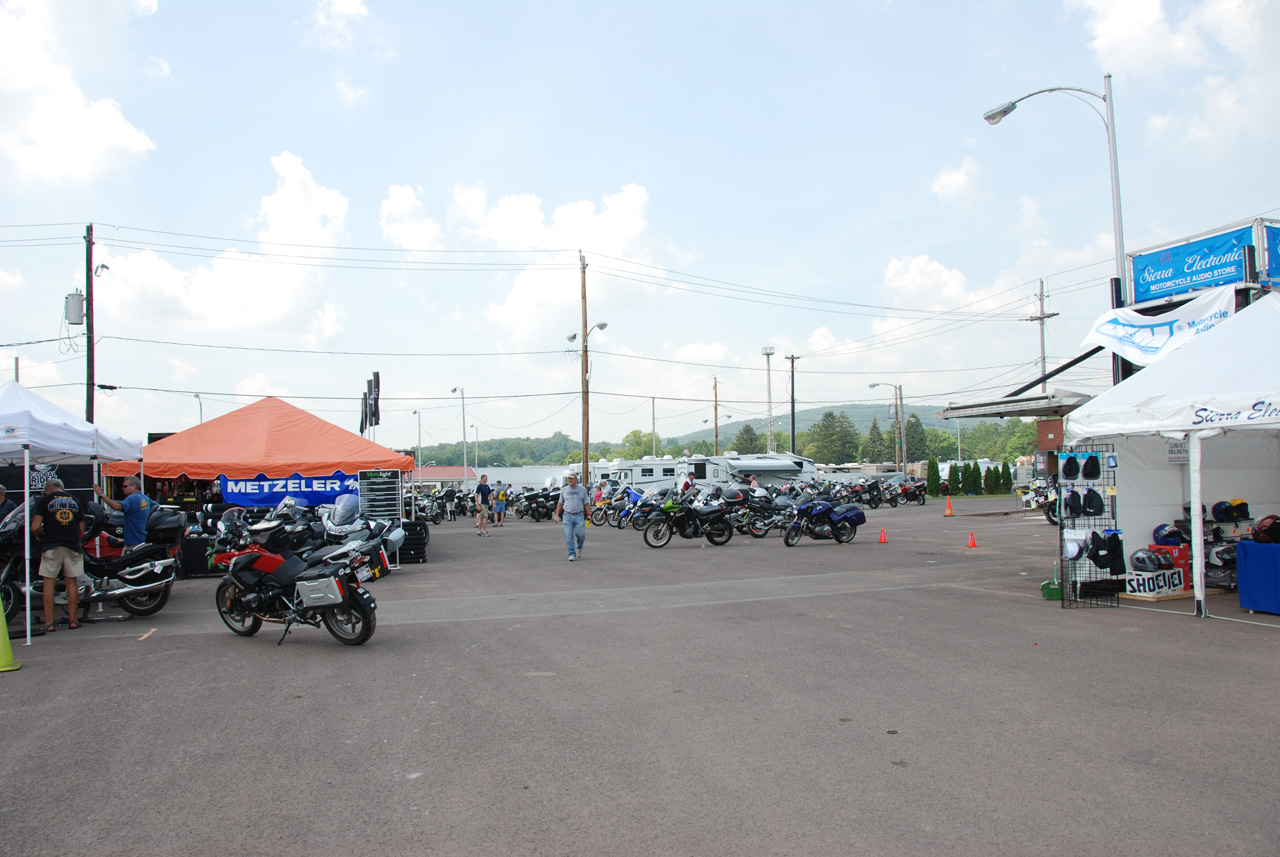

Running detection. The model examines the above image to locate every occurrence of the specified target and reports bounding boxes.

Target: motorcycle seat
[305,544,347,567]
[269,556,309,585]
[833,503,860,515]
[694,505,723,517]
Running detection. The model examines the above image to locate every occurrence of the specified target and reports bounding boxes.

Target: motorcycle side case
[296,577,344,608]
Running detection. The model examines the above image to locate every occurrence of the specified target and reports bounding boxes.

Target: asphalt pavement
[3,495,1279,857]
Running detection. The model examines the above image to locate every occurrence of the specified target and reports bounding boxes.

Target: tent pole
[1188,428,1223,618]
[23,445,31,645]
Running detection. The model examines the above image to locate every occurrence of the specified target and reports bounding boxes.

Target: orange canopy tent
[106,397,413,479]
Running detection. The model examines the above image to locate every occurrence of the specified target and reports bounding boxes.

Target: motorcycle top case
[295,576,345,609]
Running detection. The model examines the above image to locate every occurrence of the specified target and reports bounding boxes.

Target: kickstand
[277,620,294,646]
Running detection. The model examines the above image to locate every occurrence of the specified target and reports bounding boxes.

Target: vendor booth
[106,397,413,506]
[0,381,142,644]
[1063,294,1280,616]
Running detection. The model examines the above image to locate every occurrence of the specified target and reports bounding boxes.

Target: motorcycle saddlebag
[295,576,344,609]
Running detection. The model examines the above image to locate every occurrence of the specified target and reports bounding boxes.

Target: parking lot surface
[3,496,1279,856]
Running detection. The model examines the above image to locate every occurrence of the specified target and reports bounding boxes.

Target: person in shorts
[493,481,507,527]
[474,474,492,537]
[31,479,85,631]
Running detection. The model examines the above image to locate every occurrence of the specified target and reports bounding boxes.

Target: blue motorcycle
[783,494,866,547]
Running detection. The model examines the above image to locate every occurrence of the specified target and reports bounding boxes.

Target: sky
[2,0,1277,456]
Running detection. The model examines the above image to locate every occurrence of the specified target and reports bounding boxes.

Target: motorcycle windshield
[331,494,361,526]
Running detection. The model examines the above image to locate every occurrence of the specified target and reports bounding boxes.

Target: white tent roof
[0,381,142,463]
[1065,294,1280,442]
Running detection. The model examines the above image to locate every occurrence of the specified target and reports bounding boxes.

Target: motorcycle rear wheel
[783,526,802,547]
[215,582,261,637]
[705,520,733,546]
[1043,505,1059,526]
[644,521,672,548]
[834,521,857,543]
[748,516,770,539]
[119,584,172,617]
[431,512,443,525]
[2,578,19,623]
[632,514,651,532]
[867,497,881,510]
[323,599,376,645]
[887,495,899,508]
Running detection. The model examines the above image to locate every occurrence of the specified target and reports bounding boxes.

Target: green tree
[860,418,886,463]
[983,463,1000,495]
[904,414,927,465]
[1000,461,1013,494]
[805,411,860,464]
[926,457,941,496]
[620,429,661,459]
[730,424,765,454]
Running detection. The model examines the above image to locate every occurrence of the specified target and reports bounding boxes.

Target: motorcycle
[1021,482,1059,526]
[642,488,734,548]
[900,480,927,506]
[859,479,897,510]
[746,491,798,538]
[213,509,402,646]
[783,493,867,547]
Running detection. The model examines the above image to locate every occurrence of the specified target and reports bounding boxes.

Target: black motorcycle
[642,489,734,548]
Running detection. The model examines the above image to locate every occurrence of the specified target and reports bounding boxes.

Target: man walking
[493,481,507,527]
[474,474,492,537]
[94,476,155,550]
[31,479,85,631]
[554,473,590,561]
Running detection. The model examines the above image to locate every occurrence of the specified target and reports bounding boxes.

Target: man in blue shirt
[94,476,155,548]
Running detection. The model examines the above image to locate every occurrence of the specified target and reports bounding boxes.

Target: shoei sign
[219,471,360,506]
[1130,225,1252,303]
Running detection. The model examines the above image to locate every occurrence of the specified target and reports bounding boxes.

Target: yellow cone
[0,624,21,672]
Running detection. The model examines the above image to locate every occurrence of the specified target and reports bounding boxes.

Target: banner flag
[1081,287,1235,366]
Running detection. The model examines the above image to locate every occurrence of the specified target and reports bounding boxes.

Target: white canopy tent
[0,381,142,643]
[1064,294,1280,616]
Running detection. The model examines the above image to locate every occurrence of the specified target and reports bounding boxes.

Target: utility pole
[1023,278,1059,394]
[762,346,775,453]
[579,251,590,481]
[84,223,95,423]
[713,377,719,455]
[651,397,657,457]
[785,355,797,454]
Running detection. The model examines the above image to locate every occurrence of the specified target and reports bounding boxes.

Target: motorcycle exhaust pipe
[85,574,175,603]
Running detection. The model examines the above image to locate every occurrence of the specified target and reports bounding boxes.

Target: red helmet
[1252,515,1280,544]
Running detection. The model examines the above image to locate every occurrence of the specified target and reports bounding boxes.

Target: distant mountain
[666,402,956,445]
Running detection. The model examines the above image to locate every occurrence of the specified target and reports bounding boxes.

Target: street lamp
[450,387,468,491]
[869,382,905,472]
[568,320,607,481]
[703,414,733,455]
[193,393,203,424]
[471,425,479,476]
[762,347,776,453]
[984,73,1127,383]
[412,409,422,470]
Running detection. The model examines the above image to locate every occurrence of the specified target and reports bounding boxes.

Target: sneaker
[568,555,576,562]
[577,545,584,557]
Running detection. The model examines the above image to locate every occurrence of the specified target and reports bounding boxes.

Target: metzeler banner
[1081,286,1234,366]
[1266,223,1280,281]
[219,471,360,506]
[1130,226,1252,303]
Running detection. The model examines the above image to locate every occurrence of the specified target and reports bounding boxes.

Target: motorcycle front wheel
[1043,505,1059,526]
[867,497,881,510]
[783,525,802,547]
[705,520,733,546]
[590,507,607,527]
[887,495,899,508]
[323,599,376,645]
[2,578,19,623]
[632,514,651,532]
[916,494,926,506]
[643,521,672,548]
[748,516,770,539]
[834,521,857,543]
[119,583,172,617]
[215,582,262,637]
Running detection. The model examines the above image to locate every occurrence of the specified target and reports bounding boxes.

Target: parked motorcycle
[783,494,867,547]
[1021,482,1059,526]
[642,489,734,548]
[900,480,927,506]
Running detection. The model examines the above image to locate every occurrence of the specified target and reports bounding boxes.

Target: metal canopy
[937,391,1092,421]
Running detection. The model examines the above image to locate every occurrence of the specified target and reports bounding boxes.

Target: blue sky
[2,0,1277,452]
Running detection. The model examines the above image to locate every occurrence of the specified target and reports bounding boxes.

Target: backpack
[1060,455,1080,480]
[498,489,507,501]
[1081,455,1101,480]
[1082,488,1106,517]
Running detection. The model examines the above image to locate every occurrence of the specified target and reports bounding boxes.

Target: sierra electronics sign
[1131,226,1251,303]
[219,471,360,506]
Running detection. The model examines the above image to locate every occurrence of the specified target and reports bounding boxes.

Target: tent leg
[23,446,31,645]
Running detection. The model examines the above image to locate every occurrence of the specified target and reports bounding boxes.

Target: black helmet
[1130,549,1160,573]
[1212,501,1237,523]
[1232,500,1251,520]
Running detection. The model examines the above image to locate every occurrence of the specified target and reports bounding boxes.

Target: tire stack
[400,519,429,564]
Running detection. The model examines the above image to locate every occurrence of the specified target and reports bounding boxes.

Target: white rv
[592,456,682,491]
[681,452,818,489]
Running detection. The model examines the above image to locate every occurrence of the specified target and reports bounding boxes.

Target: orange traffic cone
[879,529,887,544]
[943,496,954,517]
[967,532,978,548]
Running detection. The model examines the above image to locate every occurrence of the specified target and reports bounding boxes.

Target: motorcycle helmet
[1082,488,1106,517]
[1081,455,1101,480]
[1232,499,1251,520]
[1251,514,1280,544]
[1183,502,1207,521]
[1129,549,1160,573]
[1063,539,1086,561]
[1212,501,1237,523]
[1152,524,1181,546]
[1150,548,1175,570]
[1060,455,1080,480]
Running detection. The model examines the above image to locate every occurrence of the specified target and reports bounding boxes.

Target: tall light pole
[471,425,479,475]
[193,393,203,424]
[568,316,607,481]
[984,73,1126,383]
[703,414,732,456]
[762,346,775,453]
[869,382,904,471]
[412,410,422,470]
[451,387,467,491]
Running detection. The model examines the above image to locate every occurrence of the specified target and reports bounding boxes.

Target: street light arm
[985,86,1107,128]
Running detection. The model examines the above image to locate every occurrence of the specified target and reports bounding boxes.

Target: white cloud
[0,0,155,184]
[930,157,985,203]
[312,0,369,50]
[136,0,158,14]
[1067,0,1206,77]
[236,372,290,397]
[333,70,366,104]
[303,301,344,346]
[168,358,197,381]
[380,185,443,250]
[0,268,23,292]
[144,56,171,79]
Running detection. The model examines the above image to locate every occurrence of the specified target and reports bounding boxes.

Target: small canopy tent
[1064,294,1280,615]
[107,397,413,480]
[0,381,142,643]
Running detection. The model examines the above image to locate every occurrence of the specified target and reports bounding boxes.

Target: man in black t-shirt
[30,479,85,631]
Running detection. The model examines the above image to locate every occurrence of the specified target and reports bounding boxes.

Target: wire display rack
[1057,443,1122,608]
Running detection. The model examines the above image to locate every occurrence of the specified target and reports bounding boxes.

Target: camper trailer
[681,452,818,489]
[592,456,682,492]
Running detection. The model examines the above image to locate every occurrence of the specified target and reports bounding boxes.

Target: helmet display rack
[1057,443,1120,608]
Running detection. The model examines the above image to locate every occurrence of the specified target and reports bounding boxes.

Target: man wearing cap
[94,476,155,550]
[554,473,590,561]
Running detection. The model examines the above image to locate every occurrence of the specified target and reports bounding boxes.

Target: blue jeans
[562,512,585,557]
